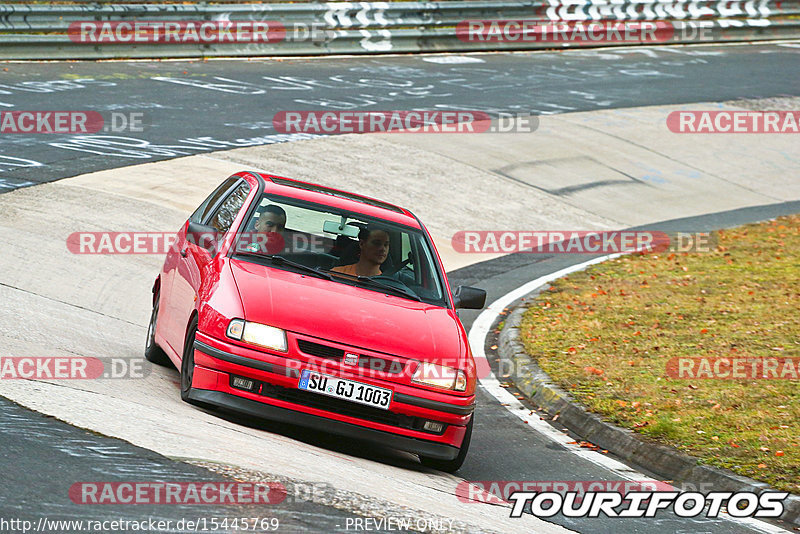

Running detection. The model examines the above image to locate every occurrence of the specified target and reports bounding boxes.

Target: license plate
[298,370,393,410]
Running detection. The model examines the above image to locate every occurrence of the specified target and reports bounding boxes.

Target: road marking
[469,254,790,533]
[422,56,485,64]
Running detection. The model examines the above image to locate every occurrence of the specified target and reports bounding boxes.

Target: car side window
[401,233,414,268]
[208,182,251,234]
[190,177,239,224]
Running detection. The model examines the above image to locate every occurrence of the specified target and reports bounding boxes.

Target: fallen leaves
[514,214,800,493]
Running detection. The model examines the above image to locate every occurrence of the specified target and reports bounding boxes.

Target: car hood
[229,259,463,363]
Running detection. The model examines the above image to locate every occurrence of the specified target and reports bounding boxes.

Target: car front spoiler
[188,388,461,461]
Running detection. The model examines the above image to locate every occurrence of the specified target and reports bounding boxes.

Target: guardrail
[0,1,797,59]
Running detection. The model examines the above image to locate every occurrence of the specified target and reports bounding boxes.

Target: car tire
[419,413,474,473]
[144,291,172,367]
[180,318,215,409]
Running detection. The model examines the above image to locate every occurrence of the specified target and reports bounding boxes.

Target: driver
[254,205,286,234]
[245,205,287,253]
[332,227,389,277]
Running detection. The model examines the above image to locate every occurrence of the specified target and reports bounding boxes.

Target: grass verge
[519,215,799,493]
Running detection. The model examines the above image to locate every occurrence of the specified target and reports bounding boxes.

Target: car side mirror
[453,285,487,310]
[186,221,219,253]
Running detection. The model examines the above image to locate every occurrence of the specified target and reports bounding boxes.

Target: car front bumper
[187,388,460,461]
[190,333,474,456]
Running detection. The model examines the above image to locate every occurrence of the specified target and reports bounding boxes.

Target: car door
[159,177,240,355]
[164,178,250,354]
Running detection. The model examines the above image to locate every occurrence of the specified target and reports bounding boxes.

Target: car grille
[296,339,405,374]
[297,339,343,360]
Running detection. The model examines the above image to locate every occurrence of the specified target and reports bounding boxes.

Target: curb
[498,301,800,527]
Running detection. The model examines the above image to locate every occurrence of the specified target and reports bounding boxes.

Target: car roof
[248,172,423,229]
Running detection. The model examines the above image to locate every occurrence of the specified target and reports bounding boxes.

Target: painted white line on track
[468,254,790,534]
[422,56,485,64]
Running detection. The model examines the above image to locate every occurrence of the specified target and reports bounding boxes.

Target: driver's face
[361,230,389,265]
[255,213,285,233]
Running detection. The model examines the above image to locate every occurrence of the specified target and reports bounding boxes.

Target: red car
[145,172,486,471]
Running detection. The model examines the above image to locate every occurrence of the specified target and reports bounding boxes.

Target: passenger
[332,227,389,277]
[246,205,287,253]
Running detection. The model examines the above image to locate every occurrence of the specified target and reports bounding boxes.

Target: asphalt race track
[1,42,799,534]
[0,397,361,532]
[1,43,799,189]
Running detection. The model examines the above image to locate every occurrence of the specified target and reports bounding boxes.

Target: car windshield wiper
[237,252,333,281]
[355,276,421,302]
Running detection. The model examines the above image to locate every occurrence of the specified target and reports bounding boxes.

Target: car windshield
[231,194,448,307]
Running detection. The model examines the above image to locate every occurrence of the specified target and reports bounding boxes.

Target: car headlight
[412,362,468,392]
[227,319,287,352]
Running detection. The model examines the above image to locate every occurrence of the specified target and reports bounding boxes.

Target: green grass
[519,215,800,493]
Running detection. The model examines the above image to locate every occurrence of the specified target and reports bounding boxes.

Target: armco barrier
[0,1,798,59]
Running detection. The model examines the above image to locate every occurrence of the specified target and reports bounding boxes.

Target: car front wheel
[180,319,214,409]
